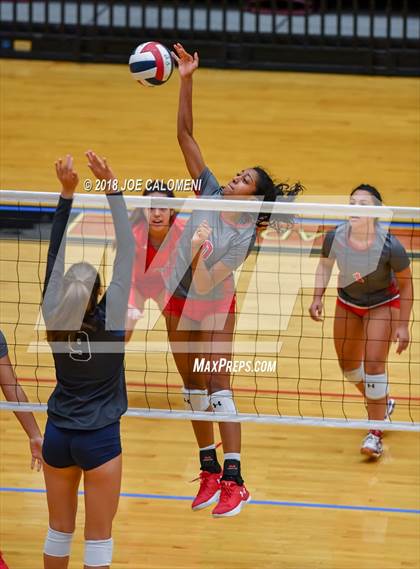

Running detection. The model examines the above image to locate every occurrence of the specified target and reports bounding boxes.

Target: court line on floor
[1,487,418,515]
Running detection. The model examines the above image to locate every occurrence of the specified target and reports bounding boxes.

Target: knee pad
[365,373,388,400]
[44,526,73,557]
[182,388,210,412]
[210,390,237,414]
[84,538,113,567]
[343,364,364,384]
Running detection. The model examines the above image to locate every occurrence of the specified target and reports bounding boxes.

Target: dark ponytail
[253,166,304,229]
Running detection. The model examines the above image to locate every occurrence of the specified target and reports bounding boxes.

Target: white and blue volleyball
[129,42,173,87]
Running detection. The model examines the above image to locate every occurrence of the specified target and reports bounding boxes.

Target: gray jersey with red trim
[166,167,256,301]
[322,223,410,307]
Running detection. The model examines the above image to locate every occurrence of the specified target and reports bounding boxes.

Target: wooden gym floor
[0,59,419,568]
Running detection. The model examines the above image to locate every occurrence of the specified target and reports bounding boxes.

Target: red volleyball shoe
[191,470,222,511]
[212,480,251,517]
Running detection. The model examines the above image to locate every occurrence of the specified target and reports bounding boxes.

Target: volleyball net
[0,190,419,431]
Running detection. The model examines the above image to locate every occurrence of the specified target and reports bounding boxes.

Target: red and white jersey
[129,217,185,305]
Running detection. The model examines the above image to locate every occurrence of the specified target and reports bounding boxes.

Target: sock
[199,445,221,473]
[222,459,243,484]
[224,452,240,462]
[200,444,216,451]
[370,429,383,438]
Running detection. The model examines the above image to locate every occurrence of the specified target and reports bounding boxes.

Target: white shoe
[361,432,383,458]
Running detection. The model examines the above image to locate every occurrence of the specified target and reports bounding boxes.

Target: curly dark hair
[252,166,304,229]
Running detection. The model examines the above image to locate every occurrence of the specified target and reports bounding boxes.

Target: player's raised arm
[86,150,135,332]
[172,43,205,180]
[42,155,78,323]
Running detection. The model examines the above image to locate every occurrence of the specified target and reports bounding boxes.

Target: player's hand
[268,219,292,234]
[127,306,144,321]
[309,298,323,321]
[29,436,43,471]
[56,155,79,198]
[172,43,199,78]
[85,150,116,186]
[192,221,212,250]
[394,324,410,354]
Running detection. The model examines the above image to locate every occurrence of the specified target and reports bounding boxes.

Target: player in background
[125,183,185,340]
[0,329,43,569]
[309,184,413,458]
[0,329,43,470]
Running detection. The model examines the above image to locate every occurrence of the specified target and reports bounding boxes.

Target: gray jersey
[166,168,256,301]
[322,223,410,307]
[0,330,8,359]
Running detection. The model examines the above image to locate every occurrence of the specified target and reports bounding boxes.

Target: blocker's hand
[86,150,116,183]
[172,43,199,78]
[56,155,79,198]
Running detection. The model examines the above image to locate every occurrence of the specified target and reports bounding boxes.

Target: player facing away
[169,43,302,517]
[309,185,413,458]
[0,329,43,471]
[41,153,134,569]
[125,183,185,340]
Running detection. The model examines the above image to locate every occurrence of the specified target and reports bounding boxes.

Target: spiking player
[168,43,302,516]
[310,184,413,458]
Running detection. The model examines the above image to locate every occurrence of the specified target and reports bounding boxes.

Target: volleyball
[129,41,173,87]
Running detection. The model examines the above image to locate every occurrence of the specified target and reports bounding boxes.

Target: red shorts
[164,294,236,321]
[141,289,164,303]
[337,297,400,317]
[128,282,165,312]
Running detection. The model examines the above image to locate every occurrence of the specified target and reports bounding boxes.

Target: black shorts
[42,419,121,470]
